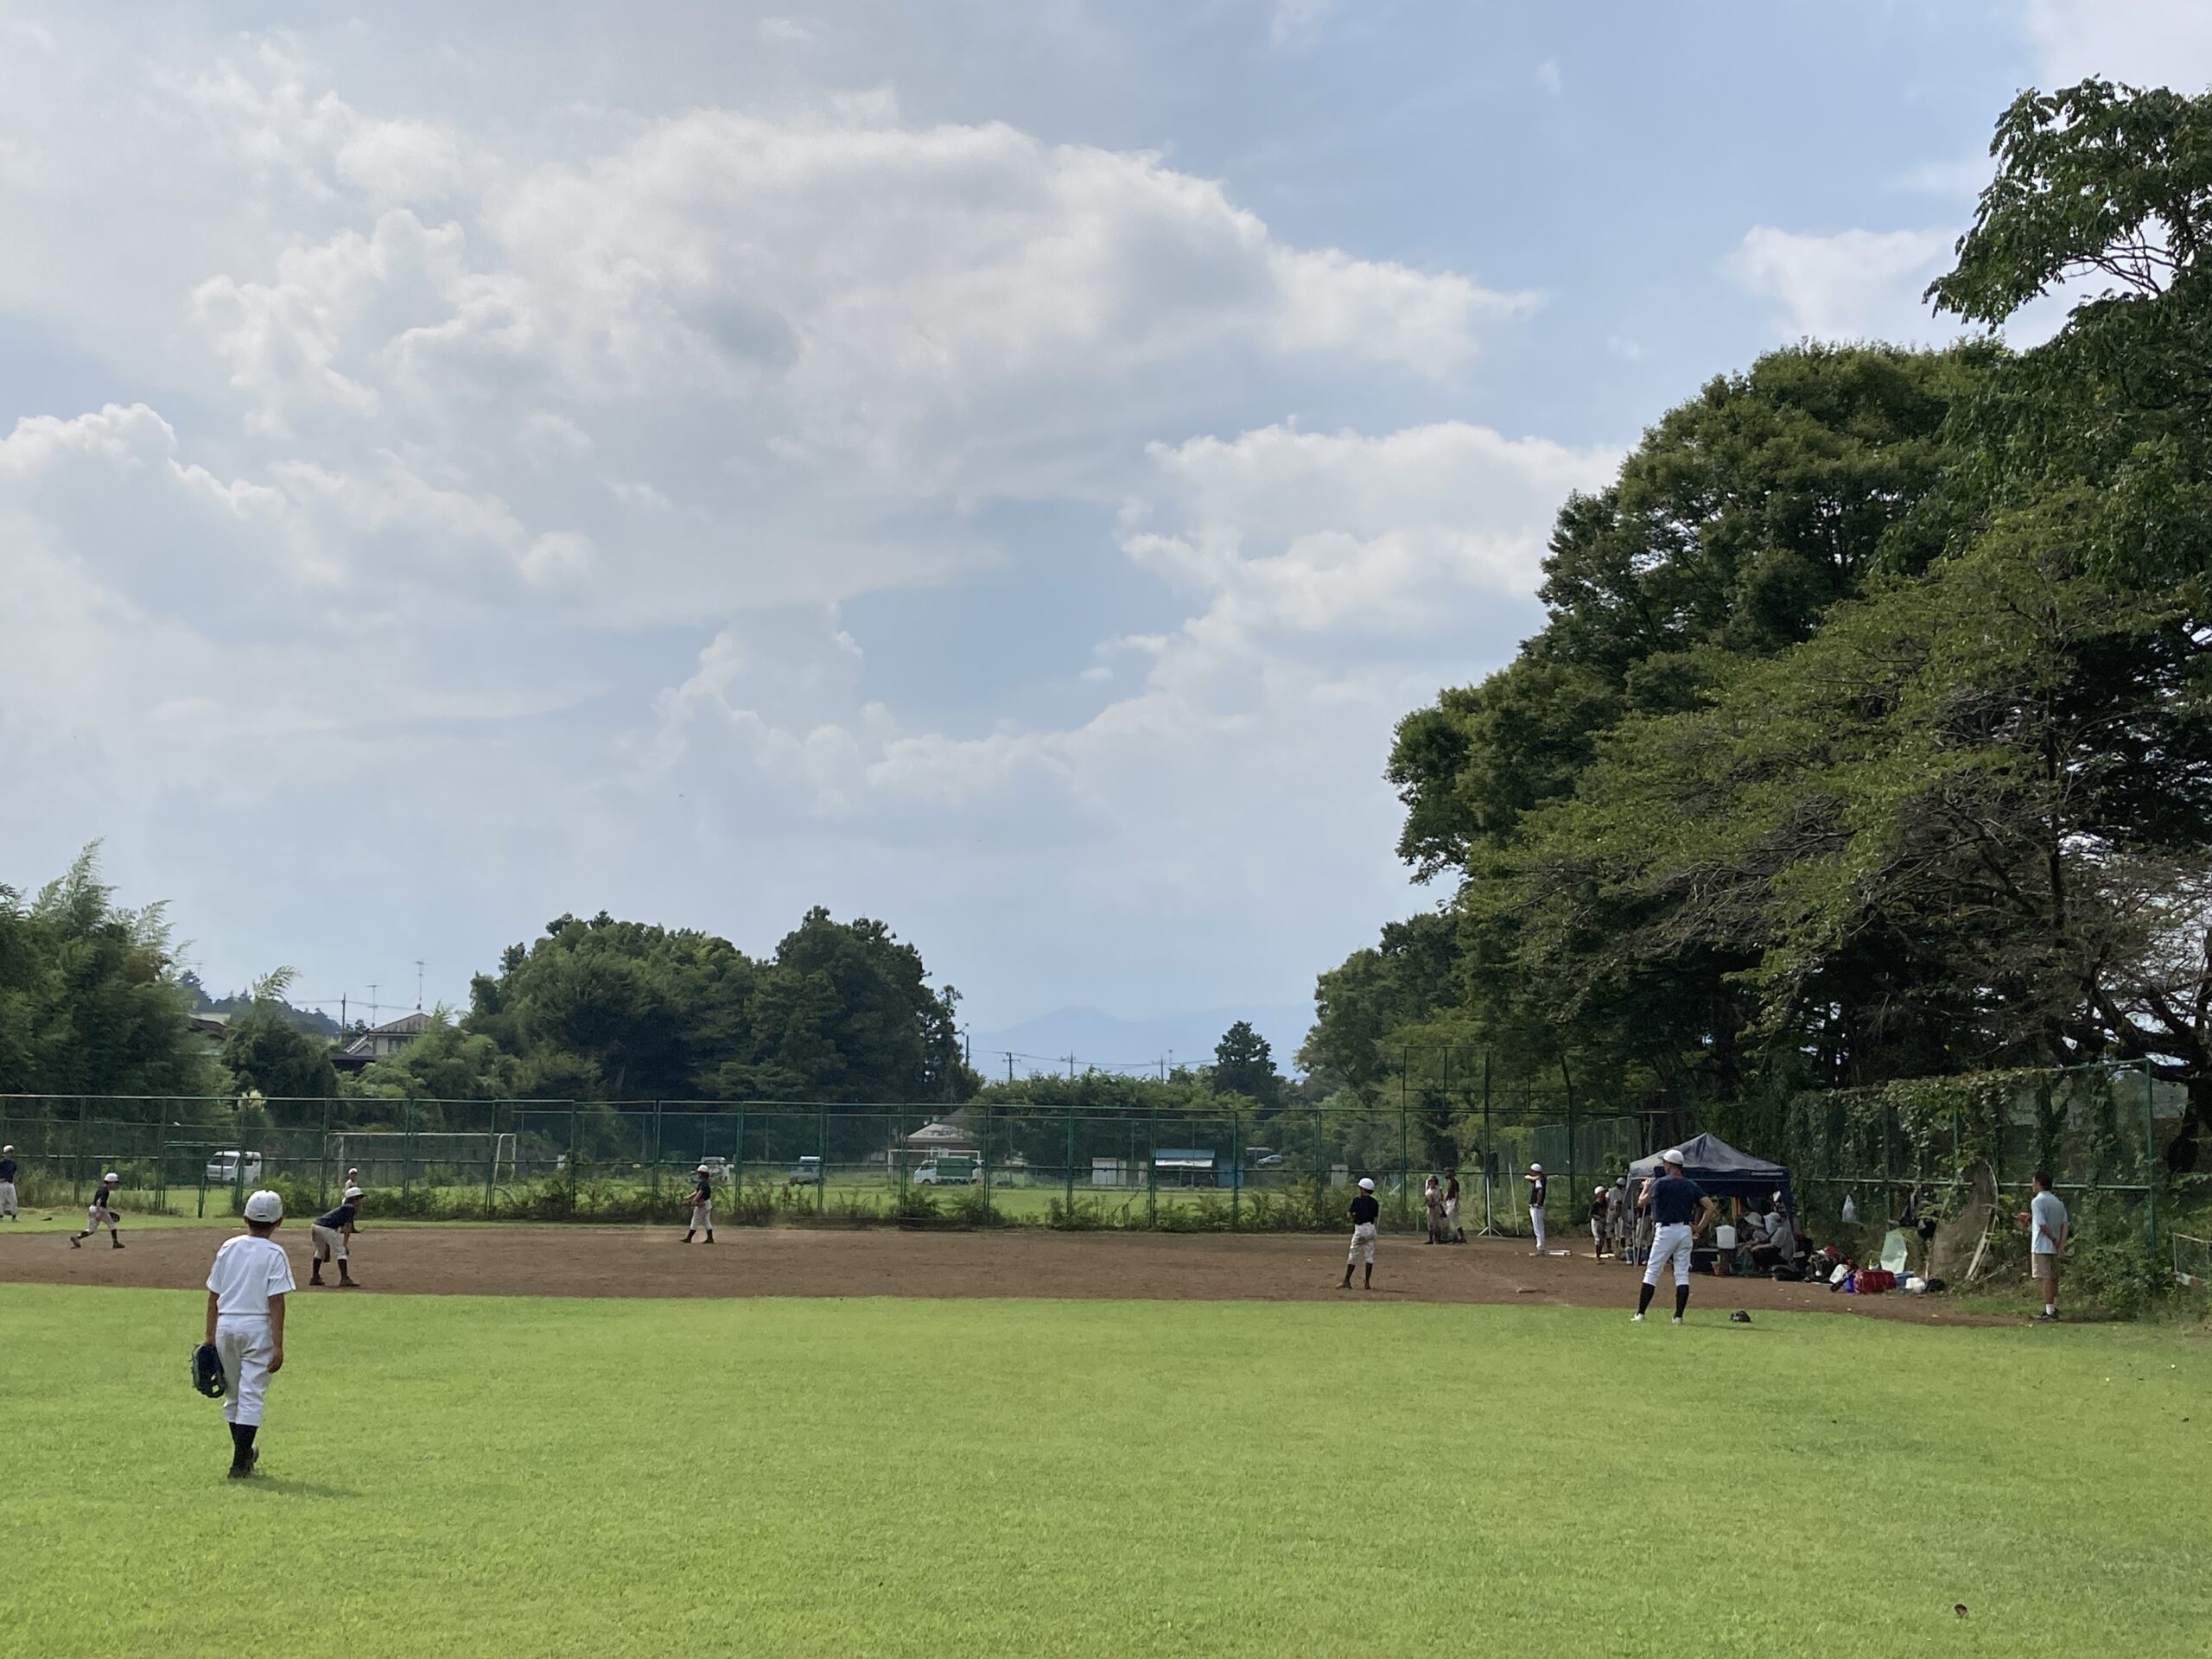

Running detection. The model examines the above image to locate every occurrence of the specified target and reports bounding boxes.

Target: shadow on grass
[230,1478,360,1499]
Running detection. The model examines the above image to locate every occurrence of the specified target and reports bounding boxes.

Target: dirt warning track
[0,1224,1995,1321]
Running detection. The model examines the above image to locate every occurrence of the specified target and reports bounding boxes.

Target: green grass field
[1,1285,2205,1657]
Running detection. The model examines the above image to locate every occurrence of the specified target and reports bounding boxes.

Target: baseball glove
[190,1341,226,1399]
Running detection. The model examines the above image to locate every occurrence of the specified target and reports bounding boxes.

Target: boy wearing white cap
[204,1190,296,1478]
[1634,1149,1715,1324]
[69,1173,124,1249]
[0,1145,18,1219]
[1339,1178,1380,1289]
[683,1165,715,1243]
[1524,1164,1548,1255]
[309,1186,365,1287]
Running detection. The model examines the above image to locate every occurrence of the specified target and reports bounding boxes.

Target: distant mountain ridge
[967,1004,1312,1079]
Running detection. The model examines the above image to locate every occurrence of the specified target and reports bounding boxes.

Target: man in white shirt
[2020,1171,2069,1323]
[203,1189,296,1478]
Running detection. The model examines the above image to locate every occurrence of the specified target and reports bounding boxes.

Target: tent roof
[1627,1132,1789,1189]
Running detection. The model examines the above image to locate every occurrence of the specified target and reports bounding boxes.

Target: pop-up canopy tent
[1627,1132,1792,1208]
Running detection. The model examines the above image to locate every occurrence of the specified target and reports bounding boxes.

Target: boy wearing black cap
[1339,1178,1380,1289]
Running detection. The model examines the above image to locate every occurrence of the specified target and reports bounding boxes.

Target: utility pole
[367,983,379,1026]
[1066,1052,1077,1080]
[414,959,425,1011]
[1006,1052,1015,1084]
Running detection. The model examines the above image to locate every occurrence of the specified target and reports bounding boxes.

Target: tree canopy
[1314,77,2212,1171]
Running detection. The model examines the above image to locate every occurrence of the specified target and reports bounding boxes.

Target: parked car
[786,1155,823,1186]
[913,1155,982,1185]
[205,1149,263,1185]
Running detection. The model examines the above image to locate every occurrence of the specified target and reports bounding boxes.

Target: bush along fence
[1760,1061,2211,1310]
[0,1093,1653,1235]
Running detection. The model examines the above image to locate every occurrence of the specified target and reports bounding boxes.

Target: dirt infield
[0,1224,1993,1321]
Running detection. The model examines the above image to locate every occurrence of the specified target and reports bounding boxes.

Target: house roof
[343,1010,433,1056]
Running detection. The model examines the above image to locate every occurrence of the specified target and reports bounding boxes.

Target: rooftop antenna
[415,958,425,1012]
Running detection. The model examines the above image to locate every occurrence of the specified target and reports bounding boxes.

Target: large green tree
[1319,79,2212,1171]
[466,907,970,1103]
[0,847,216,1103]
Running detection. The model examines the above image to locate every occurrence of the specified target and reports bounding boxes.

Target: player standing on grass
[204,1190,295,1478]
[0,1145,17,1219]
[1524,1164,1548,1255]
[1633,1149,1714,1324]
[1339,1177,1379,1290]
[69,1173,123,1249]
[308,1185,364,1287]
[683,1164,715,1244]
[2019,1171,2069,1323]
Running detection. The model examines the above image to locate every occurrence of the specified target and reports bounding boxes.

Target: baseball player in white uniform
[204,1189,296,1478]
[1524,1164,1548,1254]
[1338,1177,1380,1289]
[0,1145,18,1218]
[1633,1149,1716,1324]
[683,1165,715,1243]
[70,1173,124,1249]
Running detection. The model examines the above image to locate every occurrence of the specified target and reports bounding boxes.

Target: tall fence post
[484,1100,499,1219]
[567,1105,579,1216]
[1064,1105,1075,1224]
[1230,1109,1242,1230]
[1482,1053,1494,1235]
[154,1109,168,1215]
[74,1096,86,1206]
[320,1097,332,1211]
[1147,1104,1158,1226]
[232,1096,248,1214]
[982,1104,994,1218]
[2144,1061,2160,1249]
[651,1100,664,1211]
[817,1102,828,1217]
[1561,1054,1578,1231]
[734,1108,747,1195]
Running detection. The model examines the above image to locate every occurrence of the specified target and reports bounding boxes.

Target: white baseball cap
[1596,1185,1607,1197]
[1529,1163,1543,1174]
[1662,1148,1686,1166]
[103,1171,118,1183]
[344,1185,364,1198]
[2,1143,12,1153]
[243,1189,283,1222]
[1357,1177,1375,1191]
[696,1165,711,1173]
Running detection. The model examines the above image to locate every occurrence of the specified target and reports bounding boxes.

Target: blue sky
[1,0,2204,1052]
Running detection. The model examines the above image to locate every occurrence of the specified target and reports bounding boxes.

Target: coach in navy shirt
[1633,1150,1715,1324]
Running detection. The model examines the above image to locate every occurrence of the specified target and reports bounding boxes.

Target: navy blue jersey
[1649,1175,1706,1226]
[315,1201,359,1231]
[0,1158,16,1181]
[692,1176,712,1205]
[1528,1176,1547,1209]
[1348,1193,1380,1225]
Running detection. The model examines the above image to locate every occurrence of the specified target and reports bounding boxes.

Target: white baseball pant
[0,1180,16,1217]
[85,1205,118,1233]
[1529,1205,1546,1251]
[215,1317,275,1427]
[690,1204,712,1231]
[1642,1222,1694,1288]
[309,1224,347,1262]
[1347,1221,1377,1264]
[1444,1198,1459,1227]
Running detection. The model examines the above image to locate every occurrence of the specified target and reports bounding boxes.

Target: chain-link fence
[0,1094,1653,1234]
[1770,1061,2198,1248]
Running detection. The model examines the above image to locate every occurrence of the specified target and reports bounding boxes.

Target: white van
[205,1149,263,1184]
